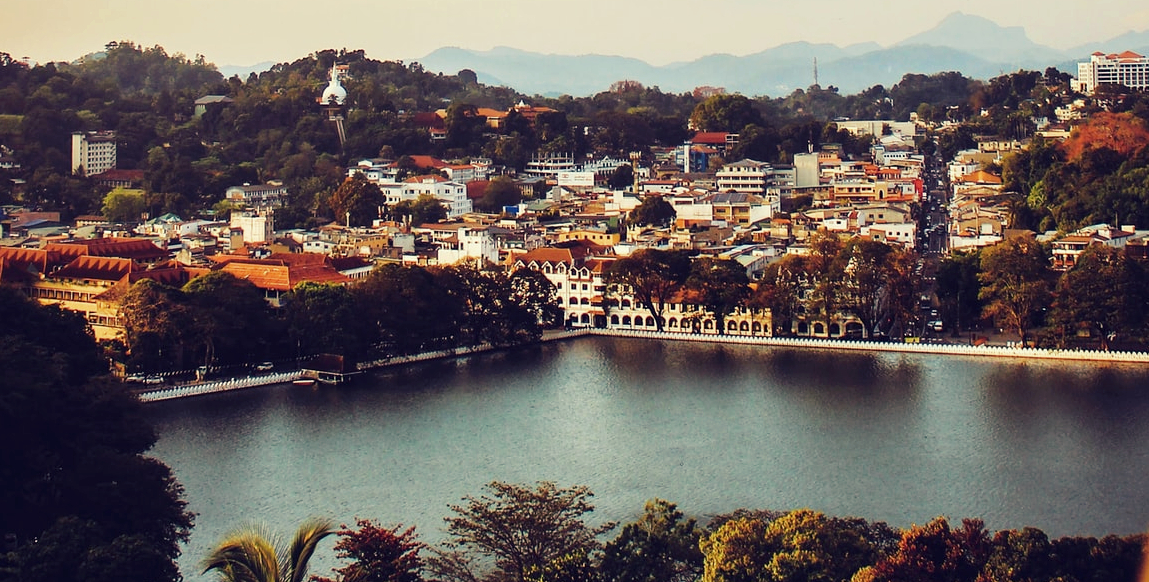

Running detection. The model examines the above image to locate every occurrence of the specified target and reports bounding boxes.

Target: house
[194,95,234,117]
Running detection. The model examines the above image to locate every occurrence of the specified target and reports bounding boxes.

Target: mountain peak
[897,11,1062,63]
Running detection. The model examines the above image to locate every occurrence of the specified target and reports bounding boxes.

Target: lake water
[147,337,1149,580]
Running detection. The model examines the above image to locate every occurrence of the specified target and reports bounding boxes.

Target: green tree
[689,95,763,133]
[119,278,193,372]
[201,517,335,582]
[281,282,367,359]
[628,195,676,228]
[685,258,751,334]
[100,187,147,222]
[314,519,424,582]
[390,194,447,226]
[935,251,983,335]
[182,271,273,367]
[430,481,615,582]
[606,249,693,331]
[978,236,1052,346]
[600,499,703,582]
[476,176,522,212]
[0,287,193,582]
[330,175,386,227]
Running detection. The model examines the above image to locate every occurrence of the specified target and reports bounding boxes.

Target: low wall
[588,329,1149,364]
[137,371,302,402]
[137,328,1148,403]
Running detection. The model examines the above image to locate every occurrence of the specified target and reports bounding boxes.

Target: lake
[147,336,1149,580]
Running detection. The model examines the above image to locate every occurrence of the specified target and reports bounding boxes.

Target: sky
[3,0,1149,68]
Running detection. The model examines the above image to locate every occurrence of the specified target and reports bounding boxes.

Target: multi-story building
[1076,51,1149,93]
[71,131,117,176]
[716,159,771,195]
[230,211,274,245]
[401,175,472,218]
[225,183,289,211]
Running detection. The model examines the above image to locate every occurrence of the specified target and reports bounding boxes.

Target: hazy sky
[4,0,1149,67]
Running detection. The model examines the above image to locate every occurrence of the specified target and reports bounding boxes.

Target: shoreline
[136,328,1149,403]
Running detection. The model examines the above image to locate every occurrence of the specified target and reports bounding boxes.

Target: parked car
[255,362,274,372]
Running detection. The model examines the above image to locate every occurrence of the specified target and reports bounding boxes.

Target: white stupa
[321,63,346,106]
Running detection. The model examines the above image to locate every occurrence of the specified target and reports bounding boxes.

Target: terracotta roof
[391,155,448,169]
[45,238,169,262]
[691,132,731,145]
[214,256,351,291]
[51,256,136,282]
[517,247,581,265]
[1117,50,1144,59]
[404,174,449,183]
[0,247,64,275]
[91,169,146,183]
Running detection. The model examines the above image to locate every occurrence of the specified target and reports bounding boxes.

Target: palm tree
[202,516,336,582]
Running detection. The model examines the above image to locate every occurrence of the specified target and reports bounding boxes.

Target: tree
[935,251,982,335]
[750,255,806,336]
[978,236,1052,346]
[508,267,564,331]
[867,517,990,582]
[476,176,522,213]
[685,258,751,334]
[600,499,703,582]
[330,174,386,227]
[628,195,676,228]
[390,194,447,226]
[315,519,424,582]
[182,271,274,367]
[201,517,335,582]
[101,187,147,222]
[281,282,367,359]
[0,287,193,582]
[700,515,771,582]
[431,481,615,582]
[606,249,693,331]
[689,95,763,133]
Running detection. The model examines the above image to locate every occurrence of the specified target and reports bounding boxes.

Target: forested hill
[3,41,1149,234]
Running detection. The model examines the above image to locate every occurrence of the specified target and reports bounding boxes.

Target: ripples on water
[147,338,1149,581]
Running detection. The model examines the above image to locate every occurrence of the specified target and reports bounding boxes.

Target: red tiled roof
[91,169,145,183]
[51,256,136,282]
[213,256,351,291]
[691,132,730,145]
[390,155,447,169]
[45,238,169,262]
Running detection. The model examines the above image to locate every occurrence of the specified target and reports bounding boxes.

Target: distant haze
[3,0,1148,70]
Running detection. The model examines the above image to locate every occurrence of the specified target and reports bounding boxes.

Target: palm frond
[202,523,281,582]
[284,516,336,582]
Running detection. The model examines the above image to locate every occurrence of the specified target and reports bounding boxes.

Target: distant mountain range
[407,12,1149,97]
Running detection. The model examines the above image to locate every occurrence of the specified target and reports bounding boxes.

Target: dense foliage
[934,240,1149,348]
[117,263,561,374]
[225,482,1147,582]
[3,40,1118,229]
[0,287,193,582]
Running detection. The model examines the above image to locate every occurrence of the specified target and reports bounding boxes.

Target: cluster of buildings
[6,50,1149,348]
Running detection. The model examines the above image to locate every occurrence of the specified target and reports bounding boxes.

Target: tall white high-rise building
[71,131,117,176]
[1076,51,1149,94]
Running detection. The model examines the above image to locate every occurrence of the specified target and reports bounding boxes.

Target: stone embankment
[136,328,1149,402]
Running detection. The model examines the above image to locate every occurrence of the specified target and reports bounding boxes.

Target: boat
[293,378,317,387]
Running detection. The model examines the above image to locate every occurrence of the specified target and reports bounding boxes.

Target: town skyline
[3,0,1149,69]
